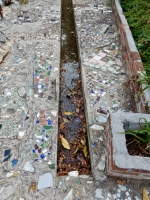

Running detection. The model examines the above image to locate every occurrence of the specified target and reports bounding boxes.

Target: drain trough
[57,0,92,176]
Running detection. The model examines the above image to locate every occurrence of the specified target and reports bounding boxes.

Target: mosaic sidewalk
[0,0,149,200]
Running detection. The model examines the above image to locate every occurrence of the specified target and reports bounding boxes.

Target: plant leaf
[59,122,66,130]
[63,118,69,122]
[61,137,70,149]
[83,146,88,157]
[64,112,73,115]
[138,85,149,99]
[143,187,150,200]
[81,139,86,146]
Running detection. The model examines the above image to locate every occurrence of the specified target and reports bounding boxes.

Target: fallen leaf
[61,137,70,149]
[63,118,69,122]
[72,144,83,155]
[64,112,73,115]
[83,146,88,157]
[60,122,66,130]
[143,187,150,200]
[81,139,86,146]
[115,179,125,185]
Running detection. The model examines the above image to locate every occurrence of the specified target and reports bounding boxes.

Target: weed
[121,118,150,144]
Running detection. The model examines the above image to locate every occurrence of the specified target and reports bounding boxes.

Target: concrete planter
[106,112,150,179]
[113,0,150,113]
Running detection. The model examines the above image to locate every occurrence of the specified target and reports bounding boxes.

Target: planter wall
[106,112,150,179]
[113,0,150,113]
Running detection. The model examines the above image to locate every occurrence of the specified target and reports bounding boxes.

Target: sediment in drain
[57,0,92,176]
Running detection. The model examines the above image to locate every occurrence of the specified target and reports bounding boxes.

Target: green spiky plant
[136,71,150,99]
[121,118,150,144]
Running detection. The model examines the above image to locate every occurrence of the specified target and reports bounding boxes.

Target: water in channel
[57,0,92,175]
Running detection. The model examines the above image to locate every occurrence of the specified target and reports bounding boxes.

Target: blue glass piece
[32,149,36,153]
[49,66,52,70]
[100,89,104,92]
[34,158,39,162]
[11,159,18,167]
[47,119,52,125]
[92,142,97,147]
[34,84,38,87]
[41,139,44,142]
[46,135,49,138]
[42,129,45,132]
[3,155,11,162]
[34,73,38,77]
[4,149,11,157]
[41,85,45,89]
[99,80,103,83]
[93,101,97,105]
[40,154,45,159]
[90,89,94,93]
[48,152,51,155]
[36,120,40,124]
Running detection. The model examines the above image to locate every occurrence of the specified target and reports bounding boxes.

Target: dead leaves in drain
[60,135,70,150]
[63,118,69,122]
[64,112,74,116]
[83,146,88,157]
[81,138,86,145]
[60,122,66,130]
[72,137,88,157]
[143,187,150,200]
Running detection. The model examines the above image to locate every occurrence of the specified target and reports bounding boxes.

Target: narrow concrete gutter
[71,0,95,177]
[113,0,150,113]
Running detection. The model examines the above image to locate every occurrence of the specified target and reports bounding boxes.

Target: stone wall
[113,0,150,113]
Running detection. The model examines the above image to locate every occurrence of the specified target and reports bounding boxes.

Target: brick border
[113,0,150,113]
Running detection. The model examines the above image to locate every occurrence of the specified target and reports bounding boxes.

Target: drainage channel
[57,0,92,176]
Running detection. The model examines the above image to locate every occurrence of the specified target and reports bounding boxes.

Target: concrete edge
[106,112,150,179]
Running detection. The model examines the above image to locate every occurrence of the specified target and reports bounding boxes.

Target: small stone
[97,161,105,171]
[90,124,104,131]
[95,189,104,199]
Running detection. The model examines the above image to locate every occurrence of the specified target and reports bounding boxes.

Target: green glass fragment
[77,179,81,185]
[41,142,46,148]
[33,153,38,158]
[47,71,50,75]
[19,101,24,106]
[43,126,52,130]
[46,131,51,135]
[49,164,55,169]
[39,132,45,136]
[0,124,2,129]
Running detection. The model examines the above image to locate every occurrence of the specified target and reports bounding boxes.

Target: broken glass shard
[11,159,18,167]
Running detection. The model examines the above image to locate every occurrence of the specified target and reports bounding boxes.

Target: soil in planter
[126,134,150,157]
[57,0,92,176]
